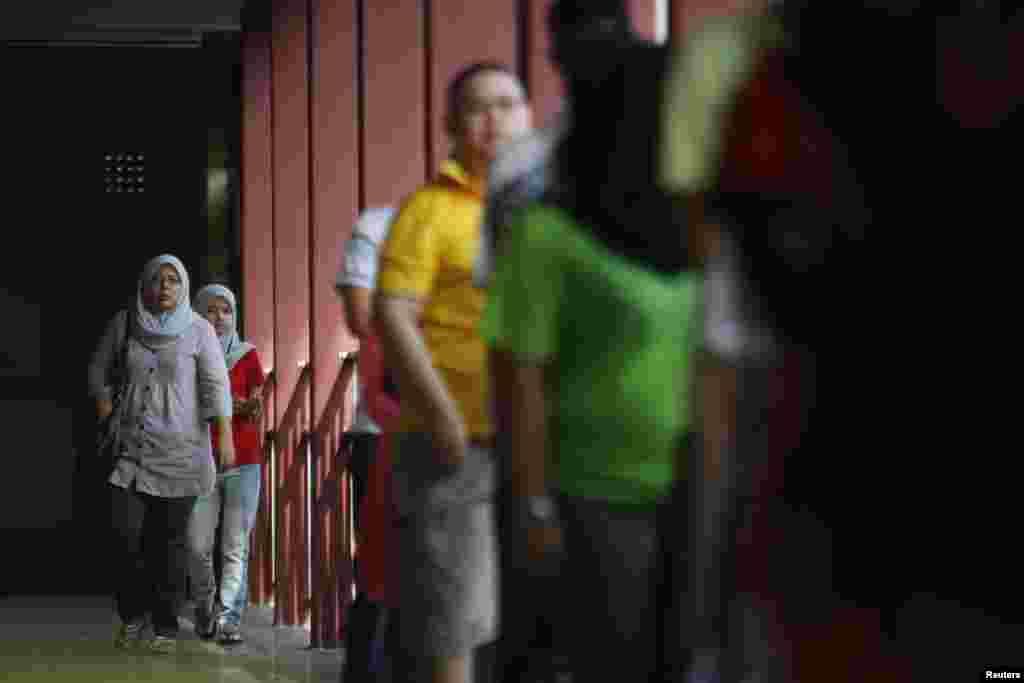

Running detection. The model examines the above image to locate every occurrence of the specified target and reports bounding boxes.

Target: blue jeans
[187,464,262,626]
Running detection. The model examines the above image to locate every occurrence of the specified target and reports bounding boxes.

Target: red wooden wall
[239,0,710,642]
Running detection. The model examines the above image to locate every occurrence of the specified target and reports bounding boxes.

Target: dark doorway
[0,37,239,595]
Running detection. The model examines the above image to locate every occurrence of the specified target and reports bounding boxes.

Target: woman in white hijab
[188,284,266,645]
[88,254,235,655]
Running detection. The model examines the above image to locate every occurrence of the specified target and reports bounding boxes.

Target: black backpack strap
[111,310,133,407]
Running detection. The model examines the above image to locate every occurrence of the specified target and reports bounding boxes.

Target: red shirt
[211,348,266,468]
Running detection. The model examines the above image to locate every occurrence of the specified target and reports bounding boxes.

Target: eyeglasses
[463,96,527,118]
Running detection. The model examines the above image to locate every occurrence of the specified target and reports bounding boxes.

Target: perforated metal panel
[103,152,145,193]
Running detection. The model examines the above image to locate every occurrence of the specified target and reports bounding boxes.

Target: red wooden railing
[270,364,312,628]
[247,354,358,646]
[249,370,277,607]
[310,351,359,648]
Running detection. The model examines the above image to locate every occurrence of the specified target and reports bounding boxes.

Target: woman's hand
[97,398,114,422]
[248,396,263,421]
[213,416,237,468]
[218,440,237,469]
[232,396,263,422]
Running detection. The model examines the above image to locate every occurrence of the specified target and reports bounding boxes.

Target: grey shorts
[390,432,498,657]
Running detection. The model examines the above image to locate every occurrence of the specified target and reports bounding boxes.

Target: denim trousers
[187,464,262,626]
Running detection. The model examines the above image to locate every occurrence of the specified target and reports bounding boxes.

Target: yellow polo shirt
[377,160,492,438]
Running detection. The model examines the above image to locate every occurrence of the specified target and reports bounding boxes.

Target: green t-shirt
[480,204,701,506]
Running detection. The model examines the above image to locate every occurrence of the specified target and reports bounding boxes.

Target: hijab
[193,284,255,370]
[134,254,196,350]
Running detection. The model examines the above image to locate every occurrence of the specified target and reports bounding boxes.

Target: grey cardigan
[88,310,232,497]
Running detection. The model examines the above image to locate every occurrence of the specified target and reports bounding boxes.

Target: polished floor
[0,596,342,683]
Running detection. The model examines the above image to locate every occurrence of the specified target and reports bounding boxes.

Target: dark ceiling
[1,0,246,45]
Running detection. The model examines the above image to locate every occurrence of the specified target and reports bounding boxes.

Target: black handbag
[96,311,132,465]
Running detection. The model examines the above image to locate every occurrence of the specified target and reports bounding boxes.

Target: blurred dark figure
[684,2,1023,680]
[486,7,707,683]
[482,3,676,683]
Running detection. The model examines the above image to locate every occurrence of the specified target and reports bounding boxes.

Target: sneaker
[147,633,177,655]
[114,619,146,649]
[218,622,244,645]
[194,605,220,640]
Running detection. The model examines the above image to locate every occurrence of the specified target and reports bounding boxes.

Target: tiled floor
[0,596,343,683]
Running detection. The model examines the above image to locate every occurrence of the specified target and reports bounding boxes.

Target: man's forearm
[491,350,549,498]
[690,351,738,483]
[375,296,459,431]
[340,286,375,340]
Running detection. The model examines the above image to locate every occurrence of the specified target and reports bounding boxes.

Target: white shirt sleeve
[335,207,397,293]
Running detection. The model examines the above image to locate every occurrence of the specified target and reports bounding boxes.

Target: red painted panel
[629,0,659,41]
[271,0,311,421]
[364,0,427,207]
[525,0,563,127]
[310,0,359,422]
[670,0,766,38]
[310,0,360,647]
[428,0,518,173]
[240,28,275,376]
[271,0,311,627]
[670,0,686,37]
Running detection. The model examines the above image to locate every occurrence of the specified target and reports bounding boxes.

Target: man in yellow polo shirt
[374,61,531,683]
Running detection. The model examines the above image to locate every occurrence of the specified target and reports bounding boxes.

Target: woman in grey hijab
[88,254,235,654]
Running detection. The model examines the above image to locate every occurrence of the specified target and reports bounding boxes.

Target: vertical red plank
[310,0,358,437]
[240,28,275,378]
[310,0,359,648]
[271,0,311,392]
[628,0,659,41]
[240,25,277,612]
[271,0,311,628]
[364,1,427,206]
[428,0,518,174]
[525,0,563,128]
[670,0,687,38]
